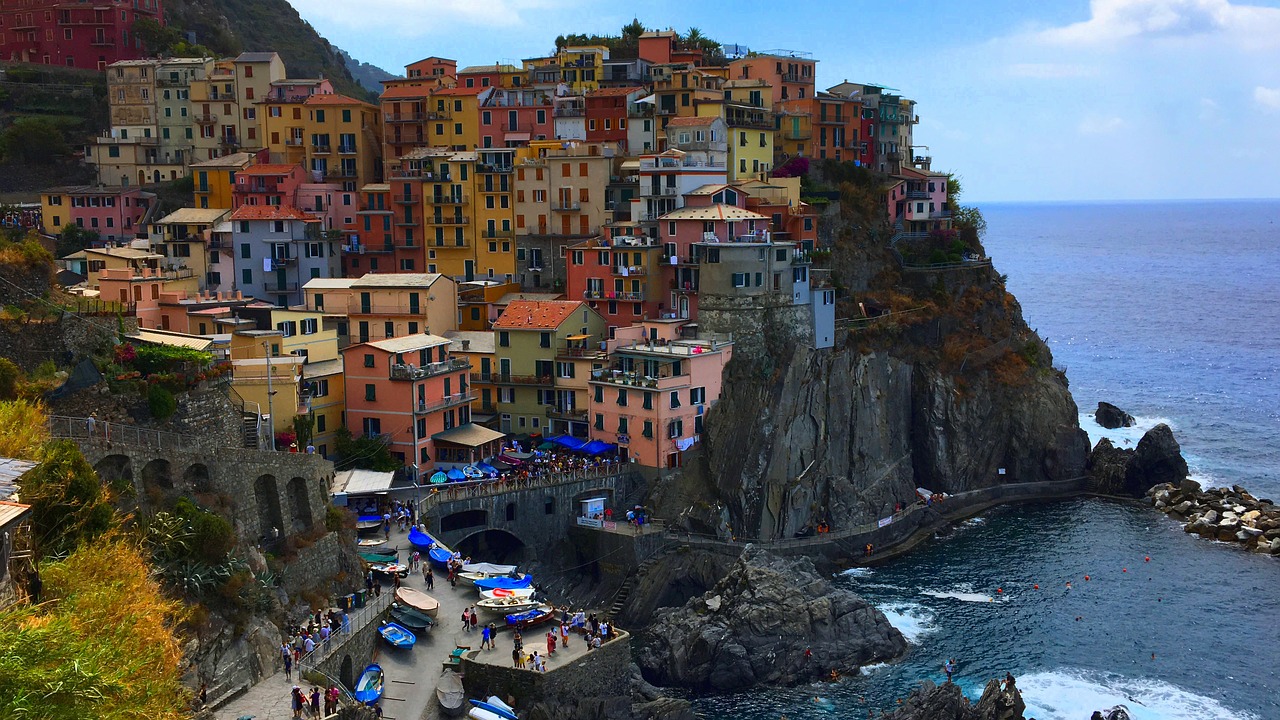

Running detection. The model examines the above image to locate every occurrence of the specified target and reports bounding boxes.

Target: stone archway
[93,454,133,493]
[339,655,354,690]
[287,477,312,532]
[253,474,284,539]
[183,463,212,494]
[454,528,527,564]
[141,458,174,492]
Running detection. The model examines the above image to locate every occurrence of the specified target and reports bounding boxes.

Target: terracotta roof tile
[304,93,374,107]
[493,300,584,330]
[665,116,719,127]
[379,85,436,100]
[587,86,645,97]
[434,86,487,96]
[240,164,300,176]
[229,205,319,222]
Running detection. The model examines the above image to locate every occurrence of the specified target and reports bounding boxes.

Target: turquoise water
[692,202,1280,719]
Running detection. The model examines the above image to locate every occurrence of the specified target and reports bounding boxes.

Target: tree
[19,440,116,558]
[0,119,69,165]
[0,358,18,401]
[55,224,98,261]
[292,414,314,449]
[621,18,646,44]
[946,174,987,247]
[334,426,399,472]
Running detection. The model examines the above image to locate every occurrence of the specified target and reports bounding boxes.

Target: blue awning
[446,468,467,481]
[552,435,587,450]
[581,440,615,456]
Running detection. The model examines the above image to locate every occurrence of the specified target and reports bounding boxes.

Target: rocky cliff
[664,239,1089,540]
[883,677,1026,720]
[635,548,906,690]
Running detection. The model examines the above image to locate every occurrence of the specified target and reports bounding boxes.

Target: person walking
[481,623,491,650]
[462,607,471,632]
[283,650,293,680]
[469,608,479,634]
[512,647,521,667]
[290,686,305,719]
[86,412,97,441]
[425,566,434,590]
[559,621,569,648]
[309,686,321,718]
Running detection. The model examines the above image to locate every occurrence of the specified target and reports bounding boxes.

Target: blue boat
[504,605,553,629]
[446,467,467,481]
[475,574,533,591]
[356,514,383,534]
[475,462,500,477]
[409,527,455,566]
[470,698,518,720]
[352,663,384,704]
[378,621,417,649]
[429,470,448,484]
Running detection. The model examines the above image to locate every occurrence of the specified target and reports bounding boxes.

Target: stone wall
[460,631,632,709]
[307,604,390,691]
[280,531,363,598]
[696,293,812,363]
[422,471,643,558]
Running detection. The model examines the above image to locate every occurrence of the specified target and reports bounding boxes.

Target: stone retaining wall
[459,632,631,709]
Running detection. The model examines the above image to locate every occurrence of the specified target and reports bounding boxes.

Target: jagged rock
[1095,402,1136,429]
[635,548,906,691]
[882,677,1026,720]
[1086,438,1130,495]
[1125,424,1189,493]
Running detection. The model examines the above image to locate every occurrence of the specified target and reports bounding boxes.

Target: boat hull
[352,664,384,705]
[474,575,533,591]
[390,607,435,631]
[479,587,535,601]
[436,671,466,717]
[378,622,417,649]
[394,587,440,618]
[470,699,518,720]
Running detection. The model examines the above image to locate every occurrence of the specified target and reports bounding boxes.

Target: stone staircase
[240,412,260,449]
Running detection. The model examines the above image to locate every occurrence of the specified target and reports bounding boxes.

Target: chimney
[461,339,471,351]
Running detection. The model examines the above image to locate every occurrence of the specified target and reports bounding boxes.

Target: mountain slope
[340,51,397,94]
[161,0,379,100]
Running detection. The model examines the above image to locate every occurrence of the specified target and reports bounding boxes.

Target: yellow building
[191,152,255,210]
[490,299,606,435]
[693,80,775,182]
[775,99,812,163]
[556,46,607,93]
[457,280,523,330]
[444,330,498,422]
[66,246,164,289]
[231,354,306,436]
[188,53,286,163]
[150,208,230,290]
[426,86,486,151]
[294,94,383,191]
[302,356,345,457]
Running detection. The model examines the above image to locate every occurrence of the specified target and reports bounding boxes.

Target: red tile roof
[305,93,374,107]
[379,84,436,100]
[665,116,718,127]
[588,86,645,97]
[434,86,487,96]
[240,164,300,176]
[493,300,584,330]
[230,205,319,222]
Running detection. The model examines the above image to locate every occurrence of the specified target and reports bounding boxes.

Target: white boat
[475,596,539,614]
[479,587,535,601]
[461,562,518,575]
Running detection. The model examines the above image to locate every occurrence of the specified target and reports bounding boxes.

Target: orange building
[728,53,818,104]
[341,334,475,468]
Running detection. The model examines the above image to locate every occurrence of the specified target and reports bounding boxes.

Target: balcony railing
[390,358,472,381]
[416,392,478,415]
[338,145,358,155]
[326,168,359,179]
[263,280,299,293]
[385,112,425,123]
[470,372,553,386]
[270,257,296,270]
[477,162,513,173]
[284,138,305,147]
[546,406,588,422]
[552,201,582,212]
[427,216,467,225]
[611,265,646,276]
[431,194,468,205]
[312,144,331,154]
[583,289,645,301]
[553,107,585,118]
[194,114,218,125]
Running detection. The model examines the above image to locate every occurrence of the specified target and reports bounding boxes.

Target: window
[642,420,653,439]
[617,416,628,434]
[691,387,706,404]
[498,331,510,347]
[364,384,376,401]
[363,353,375,368]
[732,272,748,288]
[642,392,653,410]
[669,391,681,409]
[617,389,628,407]
[539,332,551,348]
[668,419,684,438]
[362,417,381,436]
[241,269,252,285]
[316,414,327,432]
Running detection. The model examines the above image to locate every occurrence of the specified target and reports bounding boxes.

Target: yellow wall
[40,192,68,233]
[426,93,481,151]
[193,166,242,209]
[231,356,304,435]
[305,365,345,456]
[304,99,383,189]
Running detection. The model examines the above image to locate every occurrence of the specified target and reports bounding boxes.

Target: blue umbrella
[446,468,466,481]
[553,435,587,450]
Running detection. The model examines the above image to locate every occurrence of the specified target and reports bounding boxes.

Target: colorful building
[587,323,732,468]
[230,205,336,307]
[886,165,951,233]
[40,185,155,242]
[301,273,458,346]
[192,152,256,210]
[341,334,475,468]
[585,86,645,148]
[489,299,606,435]
[728,53,817,104]
[150,207,230,290]
[0,0,162,70]
[564,236,665,331]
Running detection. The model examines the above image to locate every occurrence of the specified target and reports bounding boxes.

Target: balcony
[427,216,467,225]
[424,110,452,120]
[391,358,472,381]
[906,190,930,200]
[220,136,240,148]
[194,114,218,125]
[481,229,515,239]
[655,107,676,116]
[430,238,472,249]
[385,112,425,123]
[590,367,688,390]
[780,72,802,83]
[784,129,812,140]
[326,168,359,179]
[416,392,477,415]
[284,138,305,147]
[338,145,358,155]
[552,201,582,212]
[553,107,585,118]
[546,406,588,423]
[312,144,332,155]
[477,162,513,173]
[430,194,469,206]
[556,345,605,360]
[471,372,554,386]
[270,257,296,270]
[791,252,812,265]
[611,264,646,276]
[583,289,645,301]
[263,280,299,293]
[725,116,773,130]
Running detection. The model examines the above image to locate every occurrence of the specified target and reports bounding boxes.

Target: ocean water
[692,202,1280,720]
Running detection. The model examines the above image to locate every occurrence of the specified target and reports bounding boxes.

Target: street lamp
[263,341,278,449]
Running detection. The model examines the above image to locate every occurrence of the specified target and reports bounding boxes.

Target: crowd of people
[288,684,341,718]
[498,607,618,672]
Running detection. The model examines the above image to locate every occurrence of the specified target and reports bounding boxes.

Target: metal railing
[418,465,630,515]
[297,591,393,676]
[48,415,205,452]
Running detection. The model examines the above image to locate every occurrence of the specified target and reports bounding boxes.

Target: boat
[390,606,436,631]
[356,514,383,533]
[359,549,398,563]
[462,562,517,575]
[468,708,506,720]
[429,470,449,484]
[479,587,535,601]
[409,527,455,566]
[447,468,467,481]
[504,605,554,629]
[394,587,440,617]
[462,465,485,479]
[378,621,417,649]
[469,697,518,720]
[475,462,500,477]
[474,574,533,592]
[475,596,539,614]
[357,537,388,547]
[352,663,384,705]
[436,670,466,717]
[369,562,410,578]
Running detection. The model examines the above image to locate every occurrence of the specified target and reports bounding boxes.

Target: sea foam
[876,602,937,644]
[1017,668,1258,720]
[1079,412,1175,450]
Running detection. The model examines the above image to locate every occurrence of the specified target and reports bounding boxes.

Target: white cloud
[1005,63,1097,78]
[1254,86,1280,110]
[1077,115,1127,135]
[287,0,572,37]
[1035,0,1280,47]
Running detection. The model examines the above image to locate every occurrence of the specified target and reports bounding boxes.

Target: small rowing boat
[394,587,440,618]
[356,515,383,534]
[436,670,466,717]
[352,663,383,704]
[359,549,397,563]
[474,574,533,592]
[475,596,539,614]
[369,562,410,578]
[390,605,435,631]
[478,587,535,601]
[469,696,518,720]
[504,604,554,629]
[378,621,416,649]
[356,537,388,547]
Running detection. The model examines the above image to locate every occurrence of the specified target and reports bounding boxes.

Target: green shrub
[147,385,177,420]
[0,358,18,400]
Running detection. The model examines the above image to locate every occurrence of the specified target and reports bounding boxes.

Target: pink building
[886,165,951,233]
[587,321,732,468]
[296,183,354,232]
[41,185,156,243]
[232,164,307,209]
[341,334,480,469]
[97,266,172,328]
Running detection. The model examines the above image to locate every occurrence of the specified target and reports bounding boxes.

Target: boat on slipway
[436,670,467,717]
[352,664,384,705]
[378,621,417,649]
[394,587,440,618]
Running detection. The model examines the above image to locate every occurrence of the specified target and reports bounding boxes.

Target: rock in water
[635,547,906,691]
[1125,423,1189,494]
[883,677,1026,720]
[1086,437,1130,495]
[1095,401,1136,429]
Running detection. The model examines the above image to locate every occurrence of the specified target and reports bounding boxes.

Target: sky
[284,0,1280,202]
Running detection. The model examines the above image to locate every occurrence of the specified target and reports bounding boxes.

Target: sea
[693,201,1280,720]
